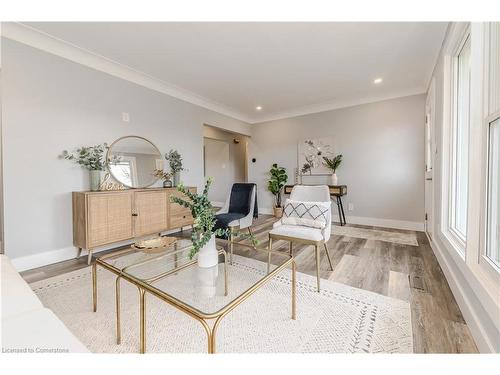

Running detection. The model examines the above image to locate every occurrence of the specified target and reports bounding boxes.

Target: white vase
[196,266,219,297]
[197,234,218,268]
[329,173,338,186]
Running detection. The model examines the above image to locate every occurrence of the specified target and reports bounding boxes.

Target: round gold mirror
[107,136,163,188]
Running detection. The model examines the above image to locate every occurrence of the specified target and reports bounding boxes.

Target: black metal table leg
[338,196,346,226]
[335,196,343,225]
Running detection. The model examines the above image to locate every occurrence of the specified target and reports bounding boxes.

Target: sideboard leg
[77,247,82,259]
[87,250,93,265]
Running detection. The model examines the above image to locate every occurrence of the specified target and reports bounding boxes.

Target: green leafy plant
[165,149,184,174]
[323,154,343,173]
[267,163,288,208]
[171,178,227,259]
[60,144,117,171]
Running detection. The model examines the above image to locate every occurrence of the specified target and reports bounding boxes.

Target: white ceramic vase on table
[197,234,218,268]
[329,173,338,186]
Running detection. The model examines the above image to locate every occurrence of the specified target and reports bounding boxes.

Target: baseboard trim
[10,227,188,272]
[427,233,498,353]
[345,216,424,231]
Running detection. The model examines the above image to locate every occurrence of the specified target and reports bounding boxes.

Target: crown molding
[1,22,428,125]
[1,22,253,124]
[251,88,427,124]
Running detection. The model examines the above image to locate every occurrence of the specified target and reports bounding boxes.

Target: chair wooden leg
[324,243,334,271]
[289,241,293,257]
[315,245,320,292]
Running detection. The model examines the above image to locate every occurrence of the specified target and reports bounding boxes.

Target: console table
[284,185,347,226]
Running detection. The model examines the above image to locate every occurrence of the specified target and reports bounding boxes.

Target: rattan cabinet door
[88,192,133,248]
[168,188,195,229]
[134,190,168,236]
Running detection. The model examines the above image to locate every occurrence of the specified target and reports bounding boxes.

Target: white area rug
[332,225,419,246]
[30,256,413,353]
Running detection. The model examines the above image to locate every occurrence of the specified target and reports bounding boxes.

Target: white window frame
[441,23,471,257]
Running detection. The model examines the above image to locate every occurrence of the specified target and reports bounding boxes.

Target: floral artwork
[298,138,335,175]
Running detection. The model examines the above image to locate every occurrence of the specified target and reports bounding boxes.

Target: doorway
[203,125,248,205]
[425,78,436,240]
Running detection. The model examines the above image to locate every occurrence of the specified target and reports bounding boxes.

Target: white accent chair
[216,183,257,262]
[268,185,333,292]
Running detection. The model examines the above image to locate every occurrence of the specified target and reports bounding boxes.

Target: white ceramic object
[197,234,218,268]
[329,173,338,186]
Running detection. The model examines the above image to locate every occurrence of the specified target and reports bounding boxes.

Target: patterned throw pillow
[281,199,330,229]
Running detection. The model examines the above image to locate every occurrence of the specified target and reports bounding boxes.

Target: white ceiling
[22,22,448,123]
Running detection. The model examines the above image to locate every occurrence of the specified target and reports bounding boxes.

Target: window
[486,117,500,269]
[450,33,471,245]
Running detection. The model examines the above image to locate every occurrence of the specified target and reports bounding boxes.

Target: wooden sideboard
[72,187,196,264]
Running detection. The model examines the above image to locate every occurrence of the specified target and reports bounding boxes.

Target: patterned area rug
[332,225,419,246]
[30,256,413,353]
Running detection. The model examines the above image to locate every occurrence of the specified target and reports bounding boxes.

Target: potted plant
[171,178,228,267]
[60,144,118,191]
[323,154,343,185]
[267,163,288,218]
[153,169,173,188]
[165,149,184,186]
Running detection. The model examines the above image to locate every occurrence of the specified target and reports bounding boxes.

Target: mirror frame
[106,135,163,189]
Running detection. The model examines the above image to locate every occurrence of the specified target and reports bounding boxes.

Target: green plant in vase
[267,163,288,218]
[322,154,343,185]
[165,149,184,186]
[60,143,119,191]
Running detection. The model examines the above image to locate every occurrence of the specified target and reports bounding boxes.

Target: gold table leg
[92,262,97,312]
[115,276,121,344]
[229,227,234,264]
[139,288,146,354]
[267,237,272,274]
[292,259,297,320]
[315,245,320,292]
[223,250,228,297]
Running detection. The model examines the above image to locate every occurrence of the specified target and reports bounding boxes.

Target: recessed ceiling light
[373,78,383,84]
[256,106,263,111]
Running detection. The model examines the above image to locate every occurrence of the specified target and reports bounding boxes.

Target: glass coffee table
[91,237,296,353]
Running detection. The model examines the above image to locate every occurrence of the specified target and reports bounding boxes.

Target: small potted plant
[153,169,173,188]
[323,154,343,185]
[171,178,228,267]
[60,144,118,191]
[165,149,184,186]
[267,163,288,218]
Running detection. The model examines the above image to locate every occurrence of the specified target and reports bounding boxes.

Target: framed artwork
[297,137,335,175]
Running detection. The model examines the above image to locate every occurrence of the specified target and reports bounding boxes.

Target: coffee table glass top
[97,237,292,316]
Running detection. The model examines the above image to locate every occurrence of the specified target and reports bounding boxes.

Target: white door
[425,79,436,239]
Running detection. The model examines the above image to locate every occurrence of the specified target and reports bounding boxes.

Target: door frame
[425,77,436,239]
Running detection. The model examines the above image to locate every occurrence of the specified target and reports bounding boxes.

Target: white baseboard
[10,227,188,272]
[259,208,424,231]
[211,201,225,208]
[345,216,424,231]
[427,234,498,353]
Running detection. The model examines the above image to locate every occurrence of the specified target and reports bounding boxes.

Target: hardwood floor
[20,214,478,353]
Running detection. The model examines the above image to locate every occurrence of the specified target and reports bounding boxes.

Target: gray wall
[203,125,248,203]
[1,38,250,261]
[248,94,426,225]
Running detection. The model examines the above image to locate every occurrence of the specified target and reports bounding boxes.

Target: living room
[1,1,499,373]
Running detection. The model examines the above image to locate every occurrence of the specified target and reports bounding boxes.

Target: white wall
[203,125,248,204]
[248,94,426,229]
[0,38,250,267]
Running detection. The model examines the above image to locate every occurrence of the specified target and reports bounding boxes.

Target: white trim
[260,208,424,231]
[2,22,429,125]
[252,89,426,124]
[1,22,253,124]
[211,201,225,208]
[427,233,499,353]
[344,216,424,231]
[9,227,189,272]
